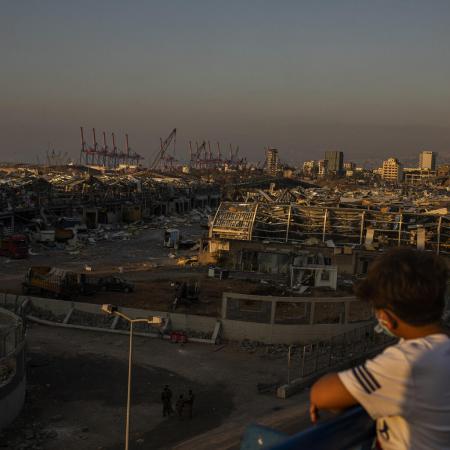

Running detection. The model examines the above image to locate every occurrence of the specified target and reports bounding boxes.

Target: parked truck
[23,267,81,298]
[22,266,134,299]
[0,235,29,259]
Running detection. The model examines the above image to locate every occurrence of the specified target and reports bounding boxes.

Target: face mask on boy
[375,317,397,337]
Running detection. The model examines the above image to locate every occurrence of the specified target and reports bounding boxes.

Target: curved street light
[101,304,163,450]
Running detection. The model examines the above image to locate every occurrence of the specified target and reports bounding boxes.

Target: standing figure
[161,385,173,417]
[185,389,195,419]
[176,394,185,419]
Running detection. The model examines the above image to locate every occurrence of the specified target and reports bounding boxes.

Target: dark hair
[354,248,448,325]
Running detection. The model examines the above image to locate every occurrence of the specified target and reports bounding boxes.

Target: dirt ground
[0,225,283,315]
[2,324,310,450]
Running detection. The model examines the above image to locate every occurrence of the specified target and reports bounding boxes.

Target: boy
[310,248,449,450]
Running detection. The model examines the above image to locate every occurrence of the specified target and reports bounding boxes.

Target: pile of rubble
[147,207,211,229]
[240,183,450,212]
[238,339,299,358]
[0,166,219,212]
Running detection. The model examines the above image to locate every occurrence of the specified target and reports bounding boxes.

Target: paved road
[3,323,310,449]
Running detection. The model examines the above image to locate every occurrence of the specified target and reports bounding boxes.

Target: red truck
[0,235,29,259]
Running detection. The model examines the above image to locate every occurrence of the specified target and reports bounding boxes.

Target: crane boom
[150,128,177,170]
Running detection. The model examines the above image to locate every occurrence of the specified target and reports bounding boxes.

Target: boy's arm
[311,345,409,423]
[310,373,358,422]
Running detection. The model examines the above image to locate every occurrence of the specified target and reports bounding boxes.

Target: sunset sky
[2,0,450,165]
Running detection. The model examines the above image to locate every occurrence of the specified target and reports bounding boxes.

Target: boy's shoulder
[392,334,449,360]
[370,333,450,379]
[339,334,449,399]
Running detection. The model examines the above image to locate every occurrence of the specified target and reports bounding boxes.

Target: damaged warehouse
[209,201,450,253]
[204,201,450,294]
[0,167,220,236]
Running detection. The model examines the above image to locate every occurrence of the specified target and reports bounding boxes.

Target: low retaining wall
[1,292,373,345]
[0,293,219,344]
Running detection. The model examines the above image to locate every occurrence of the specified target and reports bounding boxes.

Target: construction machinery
[171,280,200,311]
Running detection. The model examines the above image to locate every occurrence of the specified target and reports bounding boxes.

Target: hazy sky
[1,0,450,165]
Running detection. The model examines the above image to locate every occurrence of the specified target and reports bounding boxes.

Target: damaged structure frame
[209,202,450,254]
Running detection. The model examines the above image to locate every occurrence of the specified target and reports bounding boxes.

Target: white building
[343,162,356,171]
[318,159,328,177]
[302,160,318,176]
[381,157,403,182]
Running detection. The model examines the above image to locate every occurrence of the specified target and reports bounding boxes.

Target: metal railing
[287,323,394,382]
[241,406,374,450]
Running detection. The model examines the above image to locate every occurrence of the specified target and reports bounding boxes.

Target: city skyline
[1,1,450,164]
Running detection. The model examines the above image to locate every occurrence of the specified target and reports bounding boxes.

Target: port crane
[150,128,177,171]
[80,127,143,168]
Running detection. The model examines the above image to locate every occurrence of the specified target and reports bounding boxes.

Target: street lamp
[101,304,163,450]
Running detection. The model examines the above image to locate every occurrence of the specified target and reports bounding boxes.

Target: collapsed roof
[210,202,450,254]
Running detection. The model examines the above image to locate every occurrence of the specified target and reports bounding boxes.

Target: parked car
[97,276,134,293]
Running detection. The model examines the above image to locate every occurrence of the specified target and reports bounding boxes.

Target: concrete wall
[0,376,26,430]
[0,293,217,337]
[221,320,365,344]
[0,293,372,345]
[221,292,372,344]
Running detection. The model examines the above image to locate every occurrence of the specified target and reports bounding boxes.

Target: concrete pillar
[221,294,228,319]
[309,301,315,325]
[270,300,276,325]
[344,301,350,324]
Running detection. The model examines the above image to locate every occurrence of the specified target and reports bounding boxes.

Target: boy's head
[355,248,448,327]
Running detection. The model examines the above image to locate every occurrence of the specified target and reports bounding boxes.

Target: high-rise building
[265,148,280,175]
[419,151,437,171]
[324,151,344,174]
[381,157,403,182]
[318,159,328,177]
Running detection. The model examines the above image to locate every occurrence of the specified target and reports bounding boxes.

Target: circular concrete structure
[0,307,26,430]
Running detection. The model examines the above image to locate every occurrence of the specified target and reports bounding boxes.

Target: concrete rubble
[0,166,219,248]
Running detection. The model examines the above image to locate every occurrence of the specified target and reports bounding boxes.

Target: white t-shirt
[338,334,450,450]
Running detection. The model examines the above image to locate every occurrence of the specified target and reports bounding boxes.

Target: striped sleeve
[350,362,381,394]
[338,345,409,419]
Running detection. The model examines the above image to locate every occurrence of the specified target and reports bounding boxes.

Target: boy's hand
[309,372,357,422]
[309,402,319,423]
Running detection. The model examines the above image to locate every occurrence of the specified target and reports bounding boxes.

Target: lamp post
[101,304,162,450]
